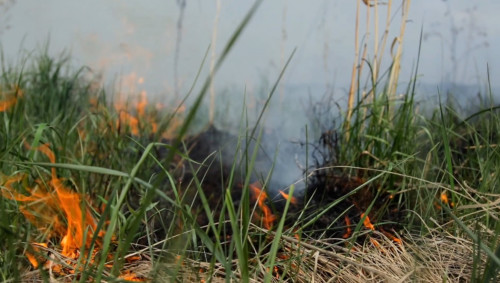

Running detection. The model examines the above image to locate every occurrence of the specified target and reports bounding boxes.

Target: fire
[25,243,48,269]
[440,192,449,205]
[343,216,352,239]
[361,213,375,231]
[249,182,276,229]
[112,75,160,138]
[279,190,297,205]
[87,76,184,141]
[2,143,97,258]
[113,91,165,137]
[1,143,146,280]
[380,228,402,244]
[434,192,455,210]
[0,84,23,112]
[0,95,17,111]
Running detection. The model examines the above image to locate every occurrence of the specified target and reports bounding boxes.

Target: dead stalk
[387,0,411,99]
[344,0,362,140]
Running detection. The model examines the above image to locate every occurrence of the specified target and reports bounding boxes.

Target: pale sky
[0,0,498,110]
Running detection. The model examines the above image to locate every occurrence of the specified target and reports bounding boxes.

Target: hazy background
[1,1,497,98]
[0,0,497,193]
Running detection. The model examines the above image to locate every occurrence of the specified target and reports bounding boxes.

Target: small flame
[119,270,147,282]
[0,85,23,112]
[361,213,375,231]
[117,109,141,136]
[25,243,48,269]
[249,182,276,229]
[370,238,381,248]
[435,192,455,210]
[440,192,449,205]
[0,96,17,112]
[113,91,161,137]
[343,216,352,239]
[279,190,297,205]
[380,228,402,244]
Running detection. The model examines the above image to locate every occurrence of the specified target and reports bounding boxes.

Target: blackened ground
[301,171,405,239]
[140,125,405,244]
[299,128,406,239]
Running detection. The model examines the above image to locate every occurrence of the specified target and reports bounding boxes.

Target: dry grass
[269,231,482,283]
[16,224,487,282]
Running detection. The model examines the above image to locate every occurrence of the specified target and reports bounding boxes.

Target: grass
[1,1,500,282]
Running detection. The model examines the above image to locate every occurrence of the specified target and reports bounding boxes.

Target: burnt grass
[144,125,406,244]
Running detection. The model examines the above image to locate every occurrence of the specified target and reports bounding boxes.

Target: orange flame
[113,91,161,137]
[0,85,23,112]
[279,190,297,205]
[435,192,455,210]
[119,270,147,282]
[1,144,147,280]
[361,213,375,231]
[440,192,449,205]
[2,144,97,258]
[380,228,402,244]
[249,182,276,229]
[25,243,48,269]
[343,216,352,239]
[0,96,18,112]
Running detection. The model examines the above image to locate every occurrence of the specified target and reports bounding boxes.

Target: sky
[0,0,498,123]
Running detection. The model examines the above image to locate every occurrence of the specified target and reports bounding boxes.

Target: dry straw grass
[151,228,485,282]
[16,226,487,282]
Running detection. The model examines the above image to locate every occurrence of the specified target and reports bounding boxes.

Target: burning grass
[1,56,500,281]
[1,143,149,281]
[2,1,500,281]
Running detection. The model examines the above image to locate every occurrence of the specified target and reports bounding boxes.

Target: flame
[119,270,147,282]
[370,237,381,249]
[88,80,183,140]
[343,216,352,239]
[1,143,147,280]
[0,84,23,112]
[0,96,18,111]
[440,193,449,205]
[435,192,455,210]
[26,243,48,269]
[279,190,297,205]
[249,182,276,229]
[361,213,375,231]
[380,228,402,244]
[113,91,162,137]
[2,143,98,258]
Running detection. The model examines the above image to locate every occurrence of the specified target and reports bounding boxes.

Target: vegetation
[1,0,499,282]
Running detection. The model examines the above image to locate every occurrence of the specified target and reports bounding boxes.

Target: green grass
[1,2,500,283]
